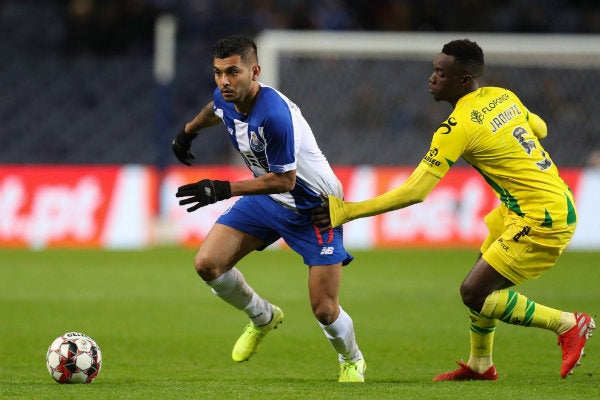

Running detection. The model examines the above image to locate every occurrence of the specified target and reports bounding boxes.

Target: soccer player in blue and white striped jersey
[172,34,365,382]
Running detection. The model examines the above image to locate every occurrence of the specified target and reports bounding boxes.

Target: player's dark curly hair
[442,39,484,78]
[212,34,258,64]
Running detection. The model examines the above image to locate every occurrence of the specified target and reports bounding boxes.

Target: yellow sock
[481,290,562,333]
[467,309,496,372]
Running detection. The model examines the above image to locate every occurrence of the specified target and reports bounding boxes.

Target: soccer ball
[46,332,102,384]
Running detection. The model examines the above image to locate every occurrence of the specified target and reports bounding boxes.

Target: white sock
[319,306,363,362]
[205,268,271,325]
[467,354,493,373]
[244,292,272,326]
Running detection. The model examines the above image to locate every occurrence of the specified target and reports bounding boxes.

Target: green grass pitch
[1,247,598,399]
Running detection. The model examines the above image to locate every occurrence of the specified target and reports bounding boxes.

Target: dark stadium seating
[1,1,599,166]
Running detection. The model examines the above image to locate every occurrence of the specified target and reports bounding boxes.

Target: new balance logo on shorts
[320,246,335,255]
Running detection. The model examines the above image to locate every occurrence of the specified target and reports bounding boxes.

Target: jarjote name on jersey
[487,103,523,133]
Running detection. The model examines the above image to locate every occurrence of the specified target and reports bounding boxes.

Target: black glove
[176,179,232,212]
[172,127,198,166]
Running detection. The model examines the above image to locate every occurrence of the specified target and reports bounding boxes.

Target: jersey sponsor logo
[240,151,269,176]
[470,109,485,125]
[437,117,457,134]
[320,246,335,255]
[423,147,442,167]
[480,93,510,115]
[490,104,522,133]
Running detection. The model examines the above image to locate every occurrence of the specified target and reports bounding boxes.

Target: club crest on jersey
[249,131,265,152]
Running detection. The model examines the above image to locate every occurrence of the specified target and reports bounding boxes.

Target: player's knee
[311,301,337,325]
[194,253,219,281]
[459,282,485,311]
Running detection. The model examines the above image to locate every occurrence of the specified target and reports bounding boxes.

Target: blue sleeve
[262,100,296,173]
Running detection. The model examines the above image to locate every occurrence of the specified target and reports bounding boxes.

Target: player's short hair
[442,39,484,78]
[212,34,258,65]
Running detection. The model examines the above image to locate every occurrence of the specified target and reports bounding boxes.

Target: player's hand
[172,127,198,166]
[176,179,232,212]
[310,195,332,232]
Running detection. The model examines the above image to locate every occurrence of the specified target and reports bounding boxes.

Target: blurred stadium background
[1,0,599,249]
[2,0,600,166]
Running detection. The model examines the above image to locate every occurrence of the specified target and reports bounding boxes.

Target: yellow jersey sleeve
[328,166,440,228]
[418,114,469,179]
[528,111,548,139]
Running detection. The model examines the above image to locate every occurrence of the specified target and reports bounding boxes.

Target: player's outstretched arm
[176,171,296,213]
[230,170,296,196]
[328,166,441,228]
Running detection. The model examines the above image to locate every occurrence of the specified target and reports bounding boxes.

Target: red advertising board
[0,165,596,249]
[0,165,157,248]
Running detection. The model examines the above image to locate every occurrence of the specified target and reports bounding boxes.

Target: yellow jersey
[419,86,576,227]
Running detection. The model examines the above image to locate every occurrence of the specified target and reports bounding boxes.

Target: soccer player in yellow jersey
[311,39,595,380]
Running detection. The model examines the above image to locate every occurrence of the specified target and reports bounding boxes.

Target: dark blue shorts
[216,195,353,267]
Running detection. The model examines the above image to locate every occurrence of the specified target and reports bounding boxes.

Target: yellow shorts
[481,205,576,285]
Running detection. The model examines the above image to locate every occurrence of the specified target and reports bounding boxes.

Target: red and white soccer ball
[46,332,102,384]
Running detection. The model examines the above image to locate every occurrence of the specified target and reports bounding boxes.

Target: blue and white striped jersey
[212,83,342,211]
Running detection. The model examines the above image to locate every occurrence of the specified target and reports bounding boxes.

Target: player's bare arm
[172,101,221,166]
[186,101,221,132]
[230,170,296,196]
